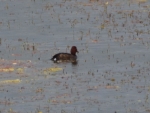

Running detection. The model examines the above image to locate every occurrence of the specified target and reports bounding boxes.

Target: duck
[51,46,78,63]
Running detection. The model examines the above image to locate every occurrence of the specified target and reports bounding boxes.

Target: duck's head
[70,46,78,56]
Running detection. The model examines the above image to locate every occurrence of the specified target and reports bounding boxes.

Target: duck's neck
[71,52,76,56]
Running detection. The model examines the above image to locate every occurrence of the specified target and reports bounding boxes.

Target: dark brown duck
[51,46,78,63]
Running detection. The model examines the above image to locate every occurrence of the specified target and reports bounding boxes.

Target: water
[0,0,150,113]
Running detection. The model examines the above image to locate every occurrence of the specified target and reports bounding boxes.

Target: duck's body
[51,46,78,63]
[51,53,77,62]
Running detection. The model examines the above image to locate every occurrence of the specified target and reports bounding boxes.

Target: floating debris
[42,67,62,75]
[0,79,21,84]
[0,67,14,72]
[16,68,24,74]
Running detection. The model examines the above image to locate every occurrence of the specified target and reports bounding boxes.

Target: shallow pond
[0,0,150,113]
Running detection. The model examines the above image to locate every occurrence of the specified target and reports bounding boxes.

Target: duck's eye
[54,58,57,61]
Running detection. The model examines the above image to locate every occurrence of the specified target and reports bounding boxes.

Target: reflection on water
[72,60,78,65]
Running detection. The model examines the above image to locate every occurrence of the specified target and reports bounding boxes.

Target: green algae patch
[0,79,21,84]
[42,67,63,75]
